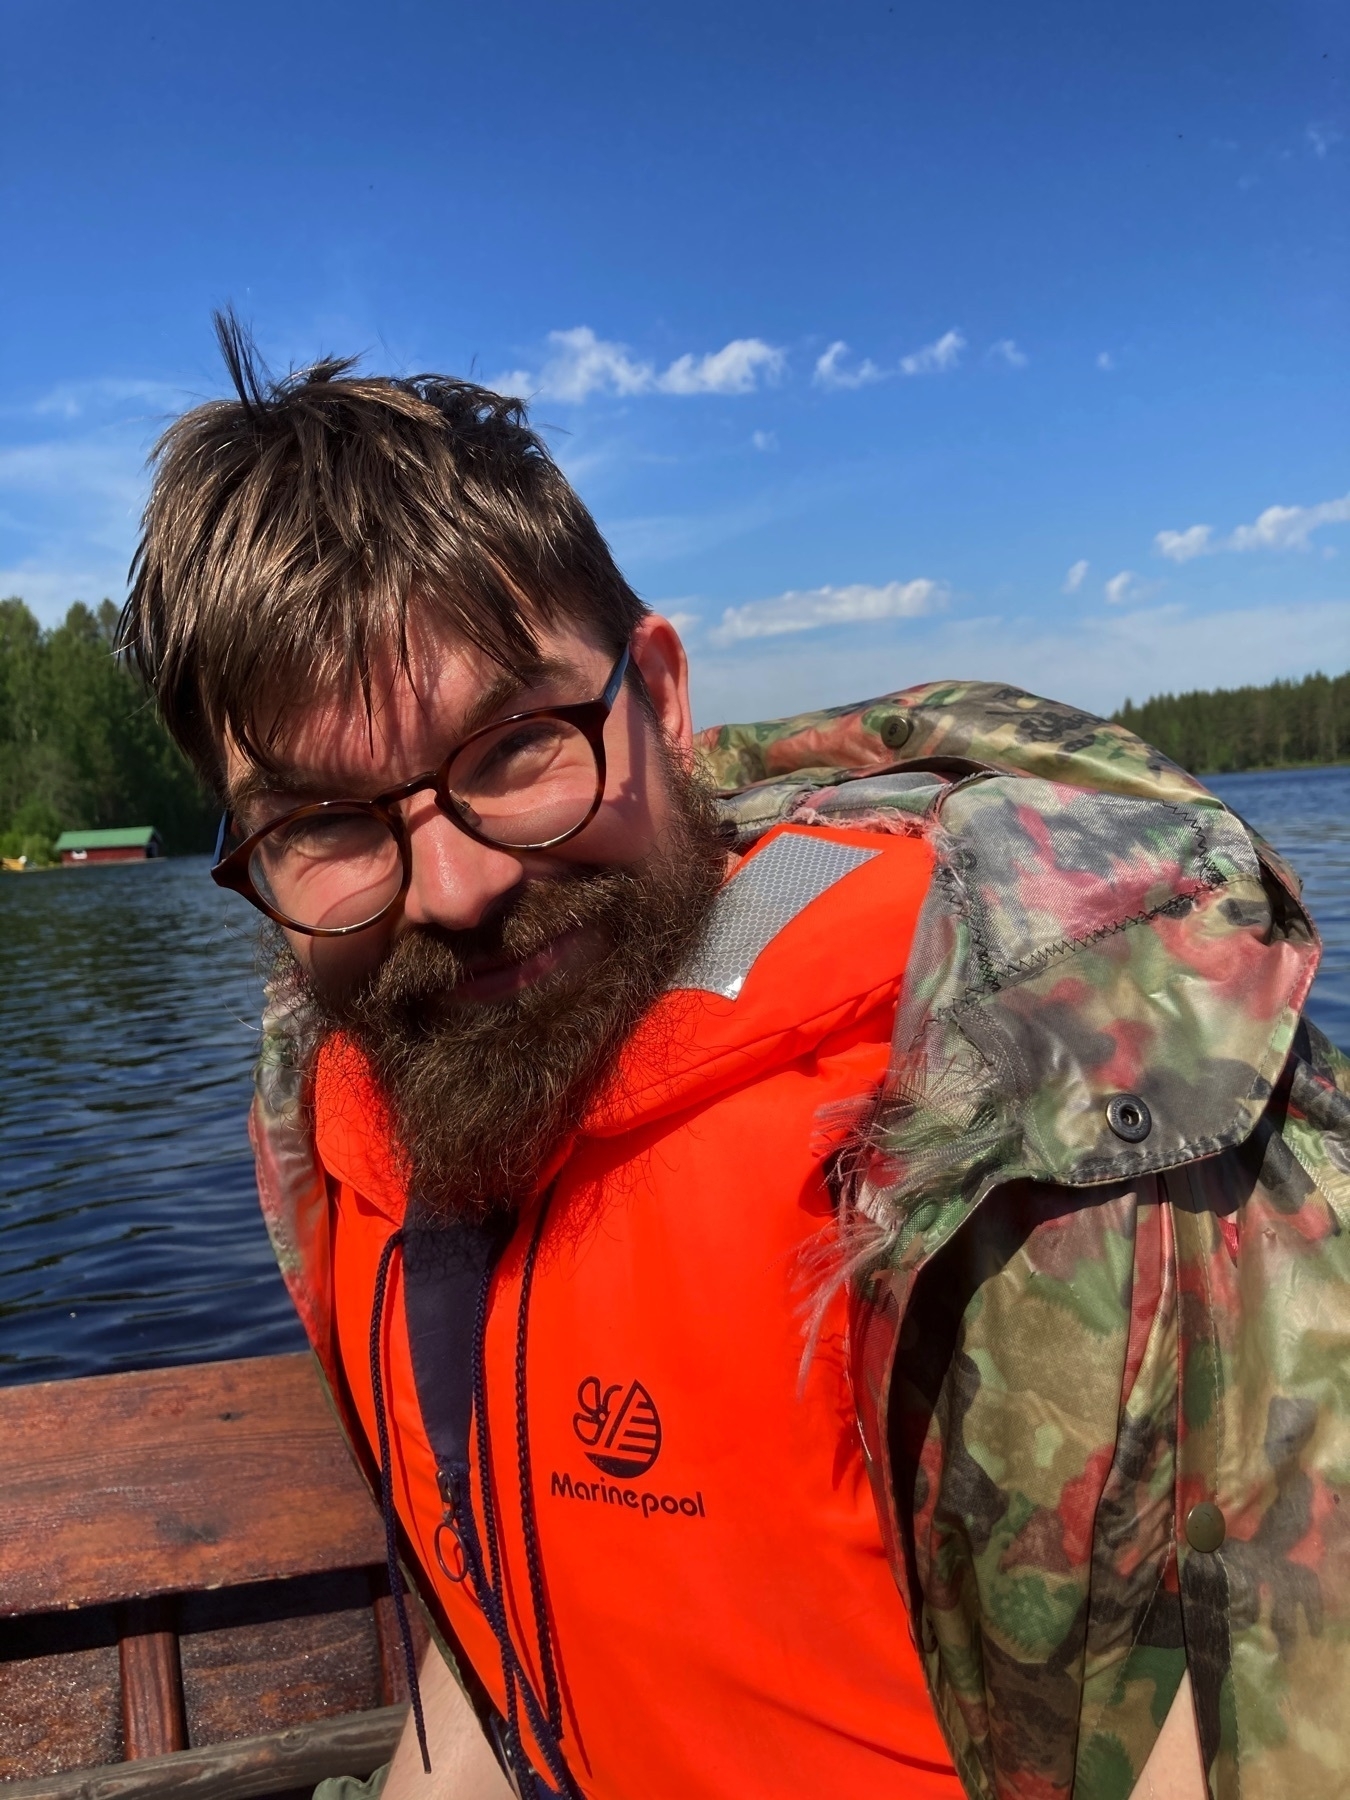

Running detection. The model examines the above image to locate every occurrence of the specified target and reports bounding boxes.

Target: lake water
[1,764,1346,1387]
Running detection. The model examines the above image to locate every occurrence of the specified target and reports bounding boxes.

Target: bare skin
[228,614,1209,1798]
[224,612,702,1001]
[1136,1673,1208,1800]
[379,1655,1207,1800]
[381,1647,512,1800]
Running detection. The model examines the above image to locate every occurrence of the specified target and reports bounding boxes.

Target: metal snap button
[1106,1093,1152,1143]
[1185,1501,1226,1554]
[879,714,911,750]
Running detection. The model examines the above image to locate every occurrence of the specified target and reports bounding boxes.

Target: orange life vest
[317,822,959,1797]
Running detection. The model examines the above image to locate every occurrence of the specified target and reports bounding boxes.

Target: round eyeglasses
[211,644,630,936]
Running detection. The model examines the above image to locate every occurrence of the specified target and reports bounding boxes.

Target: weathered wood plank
[0,1610,123,1779]
[178,1572,382,1745]
[0,1707,406,1800]
[367,1570,430,1707]
[117,1601,186,1758]
[0,1356,384,1616]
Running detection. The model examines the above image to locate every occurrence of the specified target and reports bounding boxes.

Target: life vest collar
[585,822,930,1136]
[312,821,932,1214]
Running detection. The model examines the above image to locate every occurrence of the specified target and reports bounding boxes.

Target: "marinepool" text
[550,1470,706,1519]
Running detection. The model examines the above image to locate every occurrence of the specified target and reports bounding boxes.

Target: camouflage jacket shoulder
[699,681,1350,1800]
[253,680,1350,1800]
[693,676,1303,895]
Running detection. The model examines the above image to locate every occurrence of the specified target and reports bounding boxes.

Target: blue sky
[1,0,1346,725]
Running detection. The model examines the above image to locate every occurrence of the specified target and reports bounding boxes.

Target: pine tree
[1113,671,1350,773]
[0,598,216,861]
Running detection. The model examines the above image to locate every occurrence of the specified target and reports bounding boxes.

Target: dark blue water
[1,768,1346,1387]
[0,858,305,1386]
[1206,765,1350,1053]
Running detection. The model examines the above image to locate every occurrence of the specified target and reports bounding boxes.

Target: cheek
[562,702,668,864]
[288,923,396,998]
[560,803,663,867]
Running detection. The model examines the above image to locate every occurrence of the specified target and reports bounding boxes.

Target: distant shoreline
[1199,760,1350,778]
[1112,669,1349,779]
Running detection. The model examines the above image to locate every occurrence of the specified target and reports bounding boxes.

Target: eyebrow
[226,653,587,817]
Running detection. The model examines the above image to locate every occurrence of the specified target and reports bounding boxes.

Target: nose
[398,795,526,931]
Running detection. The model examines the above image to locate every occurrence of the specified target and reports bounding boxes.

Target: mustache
[292,748,731,1223]
[342,863,655,1027]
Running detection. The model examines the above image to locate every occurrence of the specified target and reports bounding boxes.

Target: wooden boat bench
[0,1354,427,1800]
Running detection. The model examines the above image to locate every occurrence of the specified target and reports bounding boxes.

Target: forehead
[226,618,611,801]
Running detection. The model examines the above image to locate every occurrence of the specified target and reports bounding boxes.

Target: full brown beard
[295,759,728,1223]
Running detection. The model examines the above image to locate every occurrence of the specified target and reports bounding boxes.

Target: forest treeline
[0,597,215,864]
[1,591,1345,864]
[1112,668,1350,774]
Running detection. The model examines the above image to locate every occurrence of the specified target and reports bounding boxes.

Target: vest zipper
[369,1228,431,1773]
[459,1189,577,1794]
[377,1199,576,1795]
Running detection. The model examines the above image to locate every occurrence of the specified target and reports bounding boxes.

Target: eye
[452,720,574,793]
[262,809,391,861]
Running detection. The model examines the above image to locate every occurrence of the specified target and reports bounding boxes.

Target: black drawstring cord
[369,1211,571,1794]
[465,1237,522,1757]
[459,1210,578,1797]
[369,1228,432,1774]
[515,1191,563,1737]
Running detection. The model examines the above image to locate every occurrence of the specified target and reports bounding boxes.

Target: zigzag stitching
[948,796,1228,998]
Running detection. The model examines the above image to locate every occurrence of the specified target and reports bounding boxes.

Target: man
[121,322,1350,1800]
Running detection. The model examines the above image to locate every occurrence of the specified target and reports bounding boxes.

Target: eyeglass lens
[248,715,601,930]
[444,713,599,848]
[249,807,405,933]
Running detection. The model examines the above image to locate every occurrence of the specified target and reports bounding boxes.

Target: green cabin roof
[54,827,161,851]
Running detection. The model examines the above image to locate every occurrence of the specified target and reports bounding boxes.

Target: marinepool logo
[552,1375,708,1522]
[572,1375,662,1476]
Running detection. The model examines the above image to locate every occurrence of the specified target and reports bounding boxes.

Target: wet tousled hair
[119,312,647,790]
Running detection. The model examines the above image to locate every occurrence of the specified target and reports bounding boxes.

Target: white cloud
[0,376,201,624]
[900,329,965,376]
[989,339,1028,369]
[663,609,702,634]
[491,369,538,400]
[709,578,944,646]
[491,326,784,403]
[1307,122,1343,159]
[1104,570,1139,605]
[509,327,654,402]
[1228,492,1350,553]
[751,430,778,452]
[1149,492,1350,566]
[1096,351,1115,372]
[656,339,784,395]
[1062,559,1089,594]
[813,341,886,390]
[604,496,780,567]
[0,434,150,622]
[816,329,1016,389]
[0,562,124,618]
[687,599,1350,731]
[26,377,186,422]
[1155,524,1213,563]
[0,438,143,507]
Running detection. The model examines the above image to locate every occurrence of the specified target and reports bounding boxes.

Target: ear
[630,614,694,755]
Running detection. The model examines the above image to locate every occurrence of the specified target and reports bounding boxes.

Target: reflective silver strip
[670,833,879,1000]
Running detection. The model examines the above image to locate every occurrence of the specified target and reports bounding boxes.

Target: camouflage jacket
[254,680,1350,1800]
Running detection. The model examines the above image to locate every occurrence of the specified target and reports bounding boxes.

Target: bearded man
[120,321,1350,1800]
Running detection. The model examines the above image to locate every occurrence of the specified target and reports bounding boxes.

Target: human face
[223,611,703,1003]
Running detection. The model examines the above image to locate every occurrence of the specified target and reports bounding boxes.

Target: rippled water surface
[0,858,304,1385]
[1206,766,1350,1052]
[1,767,1346,1386]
